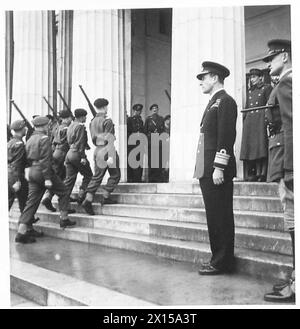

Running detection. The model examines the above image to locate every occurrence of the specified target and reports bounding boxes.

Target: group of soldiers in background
[8,97,120,243]
[127,103,171,183]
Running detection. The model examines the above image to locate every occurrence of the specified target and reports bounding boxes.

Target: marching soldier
[194,61,237,275]
[144,104,165,182]
[82,98,121,215]
[15,116,76,244]
[127,103,144,183]
[8,120,39,226]
[261,40,294,303]
[64,109,93,207]
[240,69,273,181]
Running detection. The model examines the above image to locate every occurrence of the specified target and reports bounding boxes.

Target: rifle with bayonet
[78,85,97,117]
[43,96,59,122]
[57,90,75,120]
[10,100,34,141]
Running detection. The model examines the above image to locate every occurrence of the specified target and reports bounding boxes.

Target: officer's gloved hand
[107,156,114,167]
[45,179,53,189]
[24,168,30,181]
[80,158,87,165]
[213,168,224,185]
[12,180,21,192]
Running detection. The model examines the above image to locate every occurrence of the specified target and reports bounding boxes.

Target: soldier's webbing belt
[240,104,277,113]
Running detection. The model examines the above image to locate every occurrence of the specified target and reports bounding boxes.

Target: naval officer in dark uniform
[194,61,237,275]
[127,104,144,183]
[261,40,294,303]
[240,69,273,181]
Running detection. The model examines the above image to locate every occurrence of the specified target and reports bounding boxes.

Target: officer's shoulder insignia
[211,99,221,108]
[15,141,23,145]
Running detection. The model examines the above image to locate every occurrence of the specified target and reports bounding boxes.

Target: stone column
[12,11,56,121]
[169,7,245,181]
[71,9,131,181]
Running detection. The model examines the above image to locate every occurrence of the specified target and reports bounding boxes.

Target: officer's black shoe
[42,198,57,212]
[27,228,44,238]
[32,217,40,224]
[15,232,36,244]
[198,264,222,275]
[60,219,76,229]
[67,209,76,214]
[264,285,295,303]
[82,200,95,215]
[69,197,77,203]
[102,197,117,205]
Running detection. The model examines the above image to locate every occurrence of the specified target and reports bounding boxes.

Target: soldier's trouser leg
[78,160,93,192]
[50,174,69,219]
[104,153,121,196]
[278,178,294,267]
[85,164,107,202]
[64,161,79,201]
[200,177,235,271]
[16,176,29,213]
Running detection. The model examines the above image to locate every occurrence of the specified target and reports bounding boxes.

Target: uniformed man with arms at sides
[41,110,76,212]
[194,61,237,275]
[261,39,294,303]
[144,104,165,182]
[82,98,121,215]
[240,68,273,182]
[15,116,76,244]
[127,103,144,183]
[64,108,93,207]
[8,120,40,228]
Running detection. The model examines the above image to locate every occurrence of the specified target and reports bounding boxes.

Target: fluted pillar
[71,10,131,181]
[169,7,245,181]
[12,11,56,120]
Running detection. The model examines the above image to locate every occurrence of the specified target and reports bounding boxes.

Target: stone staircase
[9,181,292,285]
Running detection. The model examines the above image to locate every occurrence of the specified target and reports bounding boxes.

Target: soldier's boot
[101,190,117,205]
[32,216,40,224]
[77,189,86,205]
[69,196,78,203]
[82,193,95,215]
[27,228,44,238]
[42,197,57,212]
[59,211,76,228]
[15,232,36,244]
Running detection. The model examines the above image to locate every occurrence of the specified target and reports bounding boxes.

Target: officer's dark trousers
[127,145,143,182]
[64,150,93,199]
[148,142,163,183]
[199,177,235,271]
[8,174,28,212]
[86,153,121,198]
[19,166,69,225]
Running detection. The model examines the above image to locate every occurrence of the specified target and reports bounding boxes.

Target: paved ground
[9,231,286,306]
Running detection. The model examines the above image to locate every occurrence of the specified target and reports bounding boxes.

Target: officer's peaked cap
[249,68,263,77]
[150,104,159,110]
[133,104,143,111]
[59,109,72,119]
[74,108,88,118]
[262,39,291,63]
[10,120,26,131]
[197,61,230,80]
[33,116,50,127]
[94,98,109,109]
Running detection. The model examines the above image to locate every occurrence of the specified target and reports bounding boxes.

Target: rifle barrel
[10,100,34,132]
[57,91,74,119]
[43,96,58,121]
[79,85,97,117]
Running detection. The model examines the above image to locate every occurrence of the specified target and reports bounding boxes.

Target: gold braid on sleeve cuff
[213,149,230,170]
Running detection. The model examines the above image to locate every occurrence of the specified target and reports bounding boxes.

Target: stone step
[93,192,283,213]
[10,201,284,232]
[11,259,154,307]
[9,220,292,281]
[112,182,279,197]
[22,210,291,256]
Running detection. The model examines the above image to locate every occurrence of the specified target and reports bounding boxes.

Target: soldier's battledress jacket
[240,82,273,160]
[266,69,293,182]
[67,121,89,160]
[53,123,70,154]
[144,113,165,138]
[194,89,237,179]
[7,136,27,183]
[127,115,144,136]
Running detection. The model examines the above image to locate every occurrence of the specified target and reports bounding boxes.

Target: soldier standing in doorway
[127,103,144,183]
[144,104,165,182]
[240,68,272,182]
[261,39,294,303]
[194,61,237,275]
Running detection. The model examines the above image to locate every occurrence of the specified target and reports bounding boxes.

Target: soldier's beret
[133,104,143,111]
[46,114,54,120]
[164,114,171,121]
[150,104,158,110]
[32,115,40,119]
[249,68,263,76]
[59,109,72,119]
[32,116,50,127]
[94,98,109,109]
[74,108,88,118]
[197,61,230,80]
[262,39,291,62]
[10,120,26,131]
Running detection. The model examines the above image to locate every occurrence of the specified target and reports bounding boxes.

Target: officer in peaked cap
[195,61,237,275]
[127,104,145,182]
[240,68,272,182]
[15,116,76,244]
[261,39,294,303]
